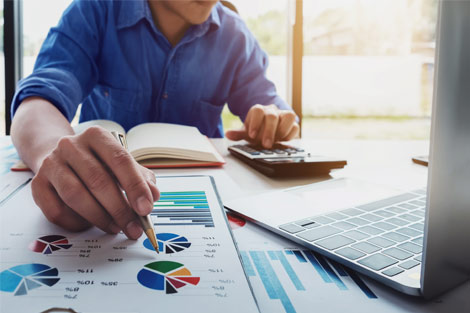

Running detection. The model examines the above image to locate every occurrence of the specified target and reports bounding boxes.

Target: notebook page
[126,123,217,156]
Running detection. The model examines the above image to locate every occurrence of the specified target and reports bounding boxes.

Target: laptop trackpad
[226,178,403,226]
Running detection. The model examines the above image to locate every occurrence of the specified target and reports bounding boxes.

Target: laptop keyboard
[279,189,426,277]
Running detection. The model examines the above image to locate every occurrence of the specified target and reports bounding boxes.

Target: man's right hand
[30,126,159,239]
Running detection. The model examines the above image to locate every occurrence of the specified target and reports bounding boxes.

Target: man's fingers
[80,127,154,217]
[282,123,300,141]
[245,104,265,140]
[260,106,279,148]
[275,111,297,141]
[57,138,143,239]
[140,167,160,202]
[31,177,92,232]
[42,158,142,238]
[225,128,248,141]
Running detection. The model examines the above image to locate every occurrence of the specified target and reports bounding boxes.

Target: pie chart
[137,261,200,294]
[29,235,72,255]
[0,263,60,296]
[143,233,191,254]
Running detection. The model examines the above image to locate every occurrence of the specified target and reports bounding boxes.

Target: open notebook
[13,120,225,170]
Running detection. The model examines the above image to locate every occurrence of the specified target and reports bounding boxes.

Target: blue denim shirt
[11,0,290,137]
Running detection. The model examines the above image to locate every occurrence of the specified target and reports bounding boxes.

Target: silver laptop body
[225,0,470,298]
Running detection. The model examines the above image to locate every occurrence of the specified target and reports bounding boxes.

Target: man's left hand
[225,104,299,148]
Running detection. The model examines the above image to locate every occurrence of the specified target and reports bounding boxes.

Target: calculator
[228,143,347,177]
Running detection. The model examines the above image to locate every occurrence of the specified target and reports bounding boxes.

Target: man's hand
[31,126,159,239]
[225,104,299,148]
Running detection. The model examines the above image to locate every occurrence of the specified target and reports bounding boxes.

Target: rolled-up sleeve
[226,25,292,122]
[11,0,103,121]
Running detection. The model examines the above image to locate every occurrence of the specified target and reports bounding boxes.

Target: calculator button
[259,149,271,154]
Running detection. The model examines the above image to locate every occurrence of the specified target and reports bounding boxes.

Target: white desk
[1,137,469,312]
[153,139,430,200]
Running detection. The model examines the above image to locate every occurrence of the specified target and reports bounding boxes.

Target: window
[223,0,290,131]
[4,0,438,139]
[22,0,72,77]
[1,1,4,135]
[302,0,438,140]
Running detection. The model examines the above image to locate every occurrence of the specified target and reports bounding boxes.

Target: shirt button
[162,92,168,99]
[104,91,109,97]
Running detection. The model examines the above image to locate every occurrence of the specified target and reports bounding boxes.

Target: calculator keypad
[229,144,308,159]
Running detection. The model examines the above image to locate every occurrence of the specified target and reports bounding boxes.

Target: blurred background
[1,0,438,140]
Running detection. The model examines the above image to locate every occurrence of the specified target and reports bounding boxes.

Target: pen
[111,131,159,254]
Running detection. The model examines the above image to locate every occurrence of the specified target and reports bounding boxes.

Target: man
[10,0,299,240]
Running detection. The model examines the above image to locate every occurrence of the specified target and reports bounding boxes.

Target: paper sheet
[228,213,470,313]
[0,176,258,313]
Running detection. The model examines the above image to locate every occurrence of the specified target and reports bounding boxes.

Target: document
[0,176,259,313]
[228,212,470,313]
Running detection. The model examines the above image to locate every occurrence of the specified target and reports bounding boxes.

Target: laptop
[225,0,470,299]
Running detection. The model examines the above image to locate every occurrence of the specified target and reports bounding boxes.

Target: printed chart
[143,233,192,253]
[151,191,214,227]
[137,261,200,294]
[29,235,73,254]
[0,137,19,176]
[0,263,60,296]
[241,249,376,313]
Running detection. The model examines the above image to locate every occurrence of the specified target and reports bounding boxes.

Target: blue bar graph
[303,250,332,283]
[275,251,305,291]
[151,191,214,227]
[292,250,307,263]
[249,251,296,313]
[343,266,378,299]
[240,251,256,277]
[242,249,377,313]
[289,250,377,299]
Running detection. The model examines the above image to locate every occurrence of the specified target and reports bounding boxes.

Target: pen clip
[110,131,128,150]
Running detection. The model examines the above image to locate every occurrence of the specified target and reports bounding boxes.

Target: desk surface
[1,136,469,312]
[155,139,430,200]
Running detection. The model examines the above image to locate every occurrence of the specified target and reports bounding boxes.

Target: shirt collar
[116,1,153,30]
[117,1,221,32]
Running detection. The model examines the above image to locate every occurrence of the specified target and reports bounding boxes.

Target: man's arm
[224,17,299,147]
[11,97,159,239]
[9,1,158,239]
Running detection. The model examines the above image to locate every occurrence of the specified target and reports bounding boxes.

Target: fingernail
[126,220,143,240]
[264,139,272,148]
[137,196,152,215]
[249,130,257,139]
[108,222,121,234]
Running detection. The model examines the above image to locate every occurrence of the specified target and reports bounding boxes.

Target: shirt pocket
[93,84,147,130]
[97,84,141,113]
[190,99,225,138]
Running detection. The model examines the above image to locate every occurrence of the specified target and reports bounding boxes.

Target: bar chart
[151,191,214,227]
[241,249,377,313]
